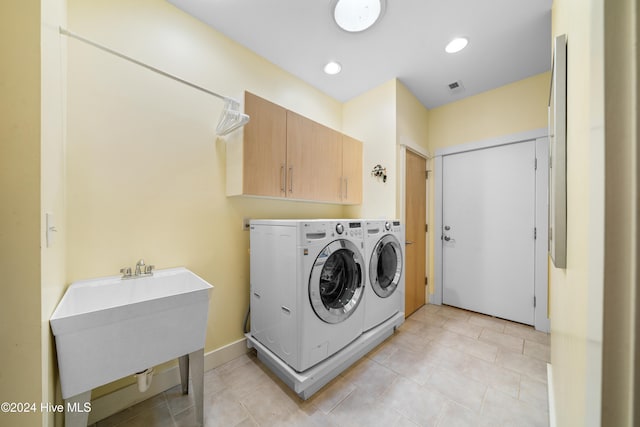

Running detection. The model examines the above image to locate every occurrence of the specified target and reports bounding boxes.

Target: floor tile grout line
[517,373,524,401]
[326,385,357,415]
[478,385,491,420]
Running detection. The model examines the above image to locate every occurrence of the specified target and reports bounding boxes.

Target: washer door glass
[369,235,403,298]
[309,239,364,324]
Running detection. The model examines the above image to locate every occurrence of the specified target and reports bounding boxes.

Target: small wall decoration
[371,164,387,182]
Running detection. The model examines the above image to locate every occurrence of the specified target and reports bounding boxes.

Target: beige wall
[342,78,430,220]
[549,0,606,425]
[396,81,429,151]
[601,0,638,424]
[66,0,346,397]
[342,79,398,218]
[1,2,68,426]
[0,1,44,426]
[424,72,550,288]
[41,0,68,425]
[427,72,550,151]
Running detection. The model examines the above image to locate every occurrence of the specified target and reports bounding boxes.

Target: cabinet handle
[339,177,343,199]
[345,178,348,200]
[288,166,293,193]
[280,165,285,193]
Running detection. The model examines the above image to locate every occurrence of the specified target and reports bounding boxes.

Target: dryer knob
[385,221,391,231]
[336,223,344,234]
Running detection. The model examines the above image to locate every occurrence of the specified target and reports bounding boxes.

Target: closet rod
[59,27,228,102]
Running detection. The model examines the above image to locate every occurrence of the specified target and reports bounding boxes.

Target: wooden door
[405,149,427,317]
[442,141,536,324]
[286,111,342,202]
[341,135,363,204]
[243,92,287,197]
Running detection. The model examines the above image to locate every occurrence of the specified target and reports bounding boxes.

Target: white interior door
[442,141,536,325]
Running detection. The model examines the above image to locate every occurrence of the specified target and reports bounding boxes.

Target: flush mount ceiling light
[324,61,342,75]
[445,37,469,53]
[333,0,385,33]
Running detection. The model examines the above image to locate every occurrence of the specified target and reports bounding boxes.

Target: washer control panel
[347,221,363,238]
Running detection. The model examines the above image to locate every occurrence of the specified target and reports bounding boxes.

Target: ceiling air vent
[447,80,465,95]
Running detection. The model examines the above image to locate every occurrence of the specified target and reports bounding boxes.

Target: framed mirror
[548,34,567,268]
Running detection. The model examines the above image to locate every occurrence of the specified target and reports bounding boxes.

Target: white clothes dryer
[363,220,405,332]
[249,219,366,372]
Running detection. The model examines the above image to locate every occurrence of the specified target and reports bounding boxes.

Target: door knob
[444,236,451,242]
[444,226,451,231]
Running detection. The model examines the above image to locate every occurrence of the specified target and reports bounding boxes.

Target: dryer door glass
[370,235,403,298]
[309,239,364,324]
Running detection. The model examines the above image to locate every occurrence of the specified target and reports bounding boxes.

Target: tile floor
[92,304,550,427]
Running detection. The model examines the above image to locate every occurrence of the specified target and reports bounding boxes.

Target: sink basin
[50,267,213,400]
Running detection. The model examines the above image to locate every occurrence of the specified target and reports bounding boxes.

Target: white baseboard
[547,363,556,427]
[88,338,250,424]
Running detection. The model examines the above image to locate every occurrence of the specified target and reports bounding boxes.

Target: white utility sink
[50,267,213,426]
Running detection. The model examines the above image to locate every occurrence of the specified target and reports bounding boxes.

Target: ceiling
[167,0,552,109]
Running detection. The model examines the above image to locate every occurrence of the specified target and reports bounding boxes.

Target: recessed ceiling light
[333,0,384,33]
[445,37,469,54]
[324,61,342,75]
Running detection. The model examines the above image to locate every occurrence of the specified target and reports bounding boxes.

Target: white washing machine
[249,219,365,372]
[363,220,405,332]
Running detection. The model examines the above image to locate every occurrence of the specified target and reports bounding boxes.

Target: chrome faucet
[120,259,155,279]
[135,259,145,276]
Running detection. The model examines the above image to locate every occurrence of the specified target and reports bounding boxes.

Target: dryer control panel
[387,220,402,234]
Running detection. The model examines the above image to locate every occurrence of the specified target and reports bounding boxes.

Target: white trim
[547,363,556,427]
[399,138,431,159]
[431,154,443,305]
[433,130,550,332]
[88,338,250,424]
[398,146,407,225]
[534,137,550,332]
[435,128,547,157]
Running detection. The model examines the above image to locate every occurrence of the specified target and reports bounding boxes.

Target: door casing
[398,142,430,316]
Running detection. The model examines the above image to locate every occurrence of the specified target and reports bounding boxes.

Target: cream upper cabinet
[227,92,362,204]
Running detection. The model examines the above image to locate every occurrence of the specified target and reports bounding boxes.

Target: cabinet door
[286,111,342,202]
[243,92,287,197]
[341,135,363,204]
